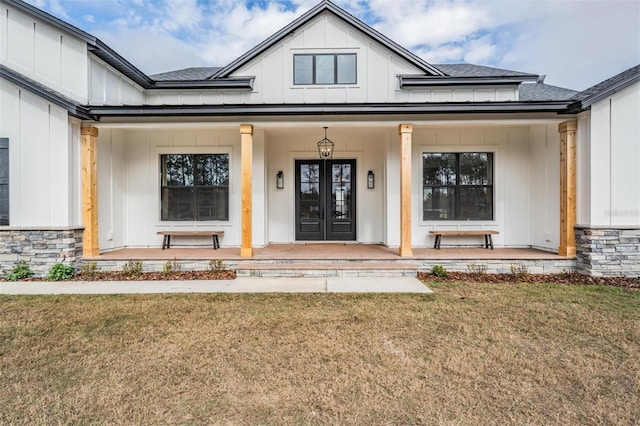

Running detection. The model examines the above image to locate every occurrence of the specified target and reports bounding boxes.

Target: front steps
[234,261,418,278]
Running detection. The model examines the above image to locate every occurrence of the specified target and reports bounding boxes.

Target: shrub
[5,261,34,281]
[122,260,143,276]
[79,261,98,278]
[209,259,226,271]
[510,262,529,279]
[163,258,181,275]
[468,263,488,275]
[47,263,76,281]
[431,265,448,277]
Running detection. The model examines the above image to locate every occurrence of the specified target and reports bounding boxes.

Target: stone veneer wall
[575,226,640,277]
[0,227,84,277]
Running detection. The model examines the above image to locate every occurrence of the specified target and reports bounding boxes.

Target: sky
[25,0,640,91]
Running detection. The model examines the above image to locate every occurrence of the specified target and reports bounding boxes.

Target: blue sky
[26,0,640,90]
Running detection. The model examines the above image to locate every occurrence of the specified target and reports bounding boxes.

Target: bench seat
[157,231,224,250]
[429,230,499,250]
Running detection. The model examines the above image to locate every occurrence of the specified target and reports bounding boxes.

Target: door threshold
[294,241,360,244]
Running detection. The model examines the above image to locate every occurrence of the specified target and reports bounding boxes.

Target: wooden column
[240,124,253,257]
[81,126,99,257]
[399,124,413,257]
[559,120,577,256]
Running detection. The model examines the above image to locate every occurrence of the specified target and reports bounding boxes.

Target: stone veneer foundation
[575,226,640,277]
[0,227,84,277]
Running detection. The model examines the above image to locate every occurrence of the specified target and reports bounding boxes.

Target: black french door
[295,159,356,241]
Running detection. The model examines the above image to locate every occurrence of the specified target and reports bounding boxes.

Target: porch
[90,244,577,277]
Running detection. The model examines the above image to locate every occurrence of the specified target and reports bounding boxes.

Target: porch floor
[94,244,567,261]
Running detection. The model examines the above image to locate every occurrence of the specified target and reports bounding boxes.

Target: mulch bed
[7,270,236,282]
[418,271,640,291]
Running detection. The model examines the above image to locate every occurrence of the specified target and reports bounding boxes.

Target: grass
[1,282,639,425]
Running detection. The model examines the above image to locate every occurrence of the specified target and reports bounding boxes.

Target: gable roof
[571,64,640,107]
[210,0,445,79]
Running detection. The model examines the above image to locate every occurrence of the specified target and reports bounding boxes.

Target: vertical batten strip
[559,120,577,256]
[399,124,413,257]
[240,124,253,257]
[81,126,99,257]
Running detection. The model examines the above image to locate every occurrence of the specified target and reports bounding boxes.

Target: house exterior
[0,0,639,277]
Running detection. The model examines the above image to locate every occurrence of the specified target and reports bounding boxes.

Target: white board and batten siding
[582,81,640,227]
[145,12,519,106]
[96,128,267,249]
[0,2,88,103]
[408,125,560,251]
[0,78,81,227]
[88,55,145,105]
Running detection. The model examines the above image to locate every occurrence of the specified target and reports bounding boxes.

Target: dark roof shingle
[519,83,579,101]
[571,65,640,103]
[151,67,222,81]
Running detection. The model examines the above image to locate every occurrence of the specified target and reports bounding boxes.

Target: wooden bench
[157,231,224,250]
[429,230,499,250]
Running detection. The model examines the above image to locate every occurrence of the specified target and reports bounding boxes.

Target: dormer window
[294,53,356,85]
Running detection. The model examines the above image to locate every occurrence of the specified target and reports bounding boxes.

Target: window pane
[458,187,493,220]
[294,55,313,85]
[315,54,335,84]
[459,153,490,185]
[423,187,455,220]
[337,54,356,84]
[197,187,228,221]
[423,153,456,185]
[161,187,194,220]
[163,154,193,186]
[0,185,8,225]
[196,154,229,186]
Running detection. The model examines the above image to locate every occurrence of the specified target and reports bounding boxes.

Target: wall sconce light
[367,170,375,189]
[276,171,284,189]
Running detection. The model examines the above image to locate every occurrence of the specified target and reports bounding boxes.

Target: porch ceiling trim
[87,101,573,118]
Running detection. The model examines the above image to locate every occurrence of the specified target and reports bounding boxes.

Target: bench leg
[488,234,494,250]
[212,235,220,250]
[484,234,489,249]
[162,235,170,250]
[434,235,441,250]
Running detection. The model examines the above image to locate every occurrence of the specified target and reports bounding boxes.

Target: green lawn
[1,282,639,425]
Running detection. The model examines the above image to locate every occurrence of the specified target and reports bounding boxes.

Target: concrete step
[234,262,417,278]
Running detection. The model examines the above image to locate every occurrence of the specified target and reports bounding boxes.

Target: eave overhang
[0,65,94,120]
[149,78,255,90]
[398,74,539,89]
[87,101,573,118]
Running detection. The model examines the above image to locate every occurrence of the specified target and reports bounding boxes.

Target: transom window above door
[160,154,229,221]
[293,53,357,85]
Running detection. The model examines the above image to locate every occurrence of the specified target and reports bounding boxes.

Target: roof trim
[211,0,445,79]
[87,101,573,118]
[150,77,255,90]
[399,74,538,89]
[0,65,94,119]
[579,70,640,109]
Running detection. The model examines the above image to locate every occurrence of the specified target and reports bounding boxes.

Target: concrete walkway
[0,277,431,295]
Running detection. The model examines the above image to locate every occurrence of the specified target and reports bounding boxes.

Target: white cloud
[27,0,640,90]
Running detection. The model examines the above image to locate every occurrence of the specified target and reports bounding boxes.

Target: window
[0,138,8,226]
[293,53,356,85]
[423,152,493,221]
[160,154,229,221]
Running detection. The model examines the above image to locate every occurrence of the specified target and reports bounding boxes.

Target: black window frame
[160,153,229,222]
[0,138,7,226]
[293,53,357,85]
[422,152,494,221]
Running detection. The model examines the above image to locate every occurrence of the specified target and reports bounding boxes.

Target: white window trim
[419,145,502,227]
[154,147,233,227]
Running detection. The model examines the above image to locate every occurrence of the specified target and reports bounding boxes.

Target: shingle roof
[435,64,536,78]
[151,67,222,81]
[571,65,640,104]
[519,83,579,101]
